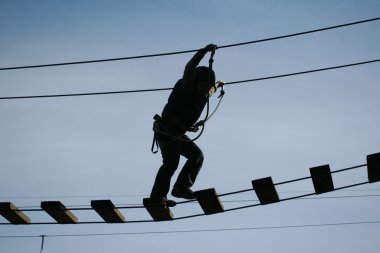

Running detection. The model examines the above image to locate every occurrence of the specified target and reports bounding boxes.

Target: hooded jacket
[161,48,215,135]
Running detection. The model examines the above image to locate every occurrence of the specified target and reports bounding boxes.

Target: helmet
[194,66,215,87]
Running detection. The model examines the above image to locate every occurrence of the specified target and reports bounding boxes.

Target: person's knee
[195,151,204,167]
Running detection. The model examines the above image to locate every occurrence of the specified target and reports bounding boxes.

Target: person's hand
[216,81,224,88]
[204,44,217,53]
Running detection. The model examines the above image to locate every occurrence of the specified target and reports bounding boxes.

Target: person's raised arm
[182,44,216,92]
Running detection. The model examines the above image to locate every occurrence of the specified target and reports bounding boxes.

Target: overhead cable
[0,17,379,71]
[1,220,379,238]
[0,58,379,100]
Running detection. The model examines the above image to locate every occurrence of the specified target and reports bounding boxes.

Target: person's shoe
[148,196,176,207]
[171,186,195,200]
[162,197,177,207]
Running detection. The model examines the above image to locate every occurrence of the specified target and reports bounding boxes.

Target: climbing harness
[151,48,225,154]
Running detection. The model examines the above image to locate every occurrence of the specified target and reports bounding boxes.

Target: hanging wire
[0,58,379,100]
[0,17,379,71]
[1,220,379,238]
[39,235,45,253]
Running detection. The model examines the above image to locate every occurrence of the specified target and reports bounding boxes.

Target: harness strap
[151,133,159,154]
[190,49,215,132]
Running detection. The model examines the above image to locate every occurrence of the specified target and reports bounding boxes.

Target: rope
[1,17,379,71]
[1,58,378,100]
[185,49,216,140]
[206,87,225,121]
[0,180,370,225]
[7,164,368,212]
[217,17,380,49]
[224,59,380,85]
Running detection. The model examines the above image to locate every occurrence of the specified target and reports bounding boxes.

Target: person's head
[194,66,215,94]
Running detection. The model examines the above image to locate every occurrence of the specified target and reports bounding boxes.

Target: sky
[0,0,380,252]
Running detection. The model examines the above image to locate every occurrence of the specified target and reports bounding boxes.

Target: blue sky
[1,1,380,252]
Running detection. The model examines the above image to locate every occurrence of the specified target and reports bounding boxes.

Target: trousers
[150,133,204,198]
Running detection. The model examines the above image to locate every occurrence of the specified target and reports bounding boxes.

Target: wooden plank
[0,202,30,224]
[251,177,280,205]
[310,164,334,194]
[367,152,380,183]
[41,201,78,224]
[195,188,224,215]
[143,198,173,221]
[91,200,125,223]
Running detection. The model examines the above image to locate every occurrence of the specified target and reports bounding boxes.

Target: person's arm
[182,44,216,92]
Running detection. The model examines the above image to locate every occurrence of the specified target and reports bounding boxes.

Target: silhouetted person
[150,44,224,204]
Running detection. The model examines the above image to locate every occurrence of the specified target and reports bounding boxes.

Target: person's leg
[173,136,204,196]
[150,135,181,198]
